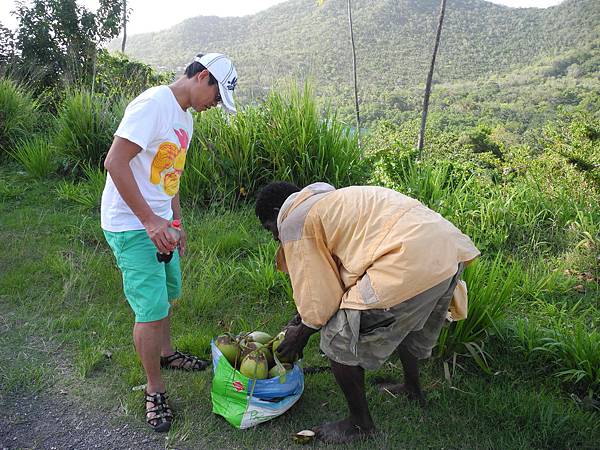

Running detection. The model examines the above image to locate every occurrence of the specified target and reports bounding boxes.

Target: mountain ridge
[112,0,599,108]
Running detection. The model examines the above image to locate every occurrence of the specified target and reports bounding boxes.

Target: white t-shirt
[101,86,194,232]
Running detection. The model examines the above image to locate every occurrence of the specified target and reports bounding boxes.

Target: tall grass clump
[10,136,56,179]
[56,164,106,209]
[535,323,600,397]
[436,257,519,371]
[0,78,39,158]
[54,89,126,171]
[182,82,367,205]
[239,241,293,301]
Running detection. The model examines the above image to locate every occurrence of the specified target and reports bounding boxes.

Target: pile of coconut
[215,330,297,379]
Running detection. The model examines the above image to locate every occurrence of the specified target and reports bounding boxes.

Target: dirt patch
[0,392,170,450]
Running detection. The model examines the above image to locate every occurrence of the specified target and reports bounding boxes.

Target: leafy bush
[0,78,39,158]
[370,144,599,257]
[543,110,600,187]
[10,137,56,179]
[94,50,173,98]
[458,125,504,160]
[54,89,126,170]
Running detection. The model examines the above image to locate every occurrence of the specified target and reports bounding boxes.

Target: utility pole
[121,0,127,53]
[417,0,447,158]
[347,0,361,150]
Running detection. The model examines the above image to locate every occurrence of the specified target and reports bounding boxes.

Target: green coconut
[240,340,264,359]
[268,363,292,378]
[247,331,273,345]
[272,331,299,364]
[256,346,274,368]
[215,334,240,367]
[240,351,269,380]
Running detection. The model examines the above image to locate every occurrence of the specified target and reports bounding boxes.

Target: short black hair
[184,53,218,85]
[255,181,301,225]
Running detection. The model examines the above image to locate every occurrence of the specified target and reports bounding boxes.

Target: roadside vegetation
[1,60,598,446]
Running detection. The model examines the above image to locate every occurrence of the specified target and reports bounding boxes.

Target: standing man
[101,53,237,432]
[255,181,479,444]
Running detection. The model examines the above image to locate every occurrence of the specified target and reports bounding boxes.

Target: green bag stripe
[211,347,250,428]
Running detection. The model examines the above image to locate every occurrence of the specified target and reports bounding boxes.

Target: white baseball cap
[194,53,237,113]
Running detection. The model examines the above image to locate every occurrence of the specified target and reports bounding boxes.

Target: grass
[1,170,599,449]
[55,165,107,210]
[436,256,521,373]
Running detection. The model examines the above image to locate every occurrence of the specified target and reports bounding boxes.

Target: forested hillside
[115,0,599,102]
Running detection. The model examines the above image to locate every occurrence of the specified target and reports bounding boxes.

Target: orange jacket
[276,183,480,329]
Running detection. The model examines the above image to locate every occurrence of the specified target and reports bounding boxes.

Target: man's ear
[197,69,210,82]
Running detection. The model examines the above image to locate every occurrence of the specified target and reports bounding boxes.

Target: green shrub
[94,50,173,98]
[54,89,126,170]
[10,136,56,179]
[543,110,600,188]
[371,150,598,257]
[0,78,39,158]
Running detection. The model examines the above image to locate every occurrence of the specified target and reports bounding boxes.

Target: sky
[1,0,566,35]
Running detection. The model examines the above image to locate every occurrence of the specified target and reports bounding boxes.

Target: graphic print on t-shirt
[150,126,189,196]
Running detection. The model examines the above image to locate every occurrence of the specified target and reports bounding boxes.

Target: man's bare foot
[374,379,426,406]
[313,418,375,444]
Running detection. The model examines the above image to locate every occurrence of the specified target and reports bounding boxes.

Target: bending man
[255,181,480,444]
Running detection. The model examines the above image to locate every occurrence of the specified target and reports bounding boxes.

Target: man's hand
[143,214,177,254]
[276,323,318,361]
[178,225,187,257]
[283,313,302,330]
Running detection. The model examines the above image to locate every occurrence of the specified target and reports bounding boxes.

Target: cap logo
[227,77,237,91]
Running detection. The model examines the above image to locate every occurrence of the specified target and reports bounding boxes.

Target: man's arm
[171,193,182,221]
[275,238,345,361]
[285,239,345,329]
[104,136,176,254]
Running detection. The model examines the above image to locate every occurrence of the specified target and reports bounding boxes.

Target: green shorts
[103,229,182,323]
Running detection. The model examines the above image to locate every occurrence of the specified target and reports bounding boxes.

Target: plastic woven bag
[210,341,304,429]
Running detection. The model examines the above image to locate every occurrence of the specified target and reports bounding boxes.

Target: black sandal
[160,350,209,372]
[144,391,173,433]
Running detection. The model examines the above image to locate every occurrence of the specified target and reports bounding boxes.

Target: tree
[417,0,447,158]
[13,0,124,88]
[0,22,16,68]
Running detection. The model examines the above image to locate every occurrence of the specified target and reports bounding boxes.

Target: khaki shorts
[320,264,464,370]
